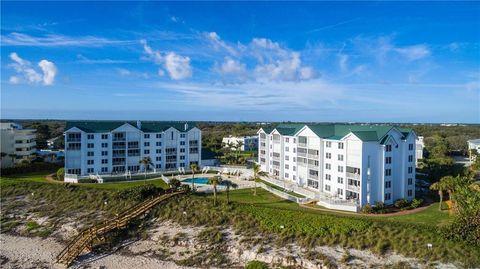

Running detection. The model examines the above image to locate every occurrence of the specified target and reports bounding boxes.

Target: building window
[144,134,150,139]
[156,156,162,161]
[325,184,331,191]
[337,188,343,196]
[408,189,413,196]
[180,155,185,160]
[293,157,296,162]
[180,141,186,146]
[285,155,289,161]
[325,174,331,181]
[102,151,108,156]
[326,152,331,159]
[156,142,162,147]
[385,193,391,200]
[337,177,343,184]
[156,149,162,154]
[87,143,94,148]
[87,160,94,165]
[385,157,392,164]
[101,143,108,148]
[180,148,186,153]
[385,169,391,176]
[338,166,344,172]
[285,173,289,178]
[386,145,392,152]
[385,181,391,188]
[144,142,150,147]
[408,155,413,162]
[293,148,296,153]
[87,151,94,157]
[293,166,296,171]
[408,178,413,185]
[156,134,162,139]
[102,159,108,164]
[87,134,94,139]
[102,134,108,139]
[325,163,331,170]
[293,138,296,143]
[144,150,150,154]
[326,141,331,148]
[285,146,289,152]
[285,164,289,169]
[101,167,108,172]
[408,167,413,174]
[156,164,162,169]
[338,142,344,149]
[338,154,344,161]
[87,168,94,173]
[285,138,289,143]
[409,144,414,150]
[180,133,186,138]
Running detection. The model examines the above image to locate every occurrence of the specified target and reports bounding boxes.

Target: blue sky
[1,1,479,123]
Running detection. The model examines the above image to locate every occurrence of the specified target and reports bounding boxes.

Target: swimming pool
[181,177,226,185]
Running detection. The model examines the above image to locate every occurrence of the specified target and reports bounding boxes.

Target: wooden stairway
[55,191,182,267]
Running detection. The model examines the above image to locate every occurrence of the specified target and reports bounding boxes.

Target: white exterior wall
[64,124,201,176]
[0,123,37,168]
[258,126,416,207]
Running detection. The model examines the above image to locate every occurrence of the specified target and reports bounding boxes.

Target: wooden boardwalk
[55,191,182,267]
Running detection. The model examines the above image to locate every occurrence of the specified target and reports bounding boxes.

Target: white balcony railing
[347,184,361,192]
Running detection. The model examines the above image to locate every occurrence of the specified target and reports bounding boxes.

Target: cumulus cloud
[8,52,57,85]
[164,52,192,80]
[141,39,192,80]
[218,57,246,75]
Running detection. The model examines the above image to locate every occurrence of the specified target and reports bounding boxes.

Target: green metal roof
[65,121,197,133]
[260,123,413,142]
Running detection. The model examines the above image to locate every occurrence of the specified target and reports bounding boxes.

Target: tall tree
[139,157,153,183]
[430,181,445,211]
[190,163,198,192]
[208,176,223,206]
[252,163,260,196]
[223,180,238,204]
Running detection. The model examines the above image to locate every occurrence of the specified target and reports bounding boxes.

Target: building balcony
[297,152,307,157]
[298,142,307,148]
[112,138,126,142]
[308,154,319,159]
[346,172,361,179]
[272,156,280,161]
[308,174,319,180]
[15,141,36,148]
[347,184,361,192]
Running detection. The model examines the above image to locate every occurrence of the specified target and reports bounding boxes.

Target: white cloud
[339,54,348,72]
[141,40,192,80]
[395,44,430,61]
[300,67,315,80]
[118,68,131,76]
[38,60,57,85]
[218,57,246,75]
[1,32,135,47]
[205,32,238,56]
[8,52,57,85]
[164,52,192,80]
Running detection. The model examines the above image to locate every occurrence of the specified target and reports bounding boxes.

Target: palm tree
[190,163,198,192]
[139,157,153,183]
[235,141,244,164]
[208,176,223,206]
[223,180,238,204]
[252,163,261,196]
[430,181,445,211]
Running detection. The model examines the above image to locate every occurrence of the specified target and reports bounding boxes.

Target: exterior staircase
[55,191,182,267]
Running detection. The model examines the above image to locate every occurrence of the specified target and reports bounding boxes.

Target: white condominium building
[222,135,258,151]
[64,121,201,176]
[258,124,417,208]
[0,122,37,168]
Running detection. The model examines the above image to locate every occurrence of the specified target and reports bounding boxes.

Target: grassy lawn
[384,202,452,226]
[258,179,306,198]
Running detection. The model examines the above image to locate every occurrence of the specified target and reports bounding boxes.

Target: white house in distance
[222,135,258,151]
[64,121,201,176]
[467,139,480,161]
[258,123,417,211]
[0,122,37,168]
[415,136,424,166]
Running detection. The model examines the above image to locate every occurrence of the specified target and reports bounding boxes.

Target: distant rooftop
[259,123,414,142]
[65,120,197,133]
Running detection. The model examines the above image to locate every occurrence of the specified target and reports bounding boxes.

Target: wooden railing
[55,191,182,267]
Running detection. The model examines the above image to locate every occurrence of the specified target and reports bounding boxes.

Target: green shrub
[56,168,65,181]
[1,162,62,176]
[245,260,270,269]
[410,198,423,209]
[394,199,410,210]
[115,184,163,201]
[374,202,387,213]
[361,204,373,214]
[78,178,97,183]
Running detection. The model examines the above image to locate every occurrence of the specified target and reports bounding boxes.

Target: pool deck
[172,174,255,193]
